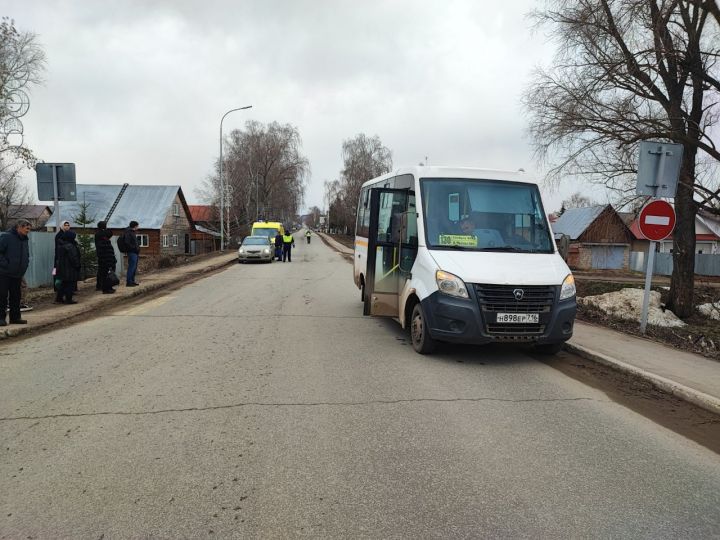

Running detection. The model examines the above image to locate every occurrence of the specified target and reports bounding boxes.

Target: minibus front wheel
[411,302,437,354]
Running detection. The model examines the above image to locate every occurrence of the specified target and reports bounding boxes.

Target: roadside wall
[629,251,720,277]
[25,232,124,288]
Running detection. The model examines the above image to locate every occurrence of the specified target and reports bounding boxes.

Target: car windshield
[420,178,554,253]
[242,237,269,245]
[252,228,278,240]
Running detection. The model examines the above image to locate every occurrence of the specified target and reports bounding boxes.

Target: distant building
[188,205,220,254]
[55,184,195,259]
[6,204,52,230]
[619,208,720,255]
[552,205,633,270]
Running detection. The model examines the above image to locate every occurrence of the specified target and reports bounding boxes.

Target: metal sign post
[637,200,676,334]
[640,241,657,334]
[52,165,61,230]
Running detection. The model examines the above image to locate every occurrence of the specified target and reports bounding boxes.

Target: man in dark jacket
[0,219,31,325]
[94,221,117,294]
[122,221,140,287]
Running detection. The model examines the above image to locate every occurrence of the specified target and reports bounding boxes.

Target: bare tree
[524,0,720,317]
[0,158,31,229]
[207,120,309,242]
[0,17,46,165]
[327,134,393,233]
[563,192,598,210]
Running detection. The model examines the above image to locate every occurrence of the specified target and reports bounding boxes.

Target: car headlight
[263,248,270,254]
[436,270,468,299]
[560,274,576,300]
[238,248,245,254]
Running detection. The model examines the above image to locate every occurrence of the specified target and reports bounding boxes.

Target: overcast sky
[9,0,609,214]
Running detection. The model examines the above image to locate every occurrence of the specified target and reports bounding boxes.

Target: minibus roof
[361,166,533,188]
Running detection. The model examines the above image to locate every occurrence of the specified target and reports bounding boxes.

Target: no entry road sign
[638,200,676,241]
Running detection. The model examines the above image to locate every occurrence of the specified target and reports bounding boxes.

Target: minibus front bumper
[420,287,576,345]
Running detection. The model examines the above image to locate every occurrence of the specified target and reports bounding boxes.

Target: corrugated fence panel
[25,232,56,288]
[629,252,720,277]
[629,251,646,272]
[654,254,674,276]
[696,254,720,276]
[24,232,124,288]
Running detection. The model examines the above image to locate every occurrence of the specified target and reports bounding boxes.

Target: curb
[565,342,720,417]
[0,257,235,341]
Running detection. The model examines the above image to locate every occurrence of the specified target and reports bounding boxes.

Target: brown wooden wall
[579,207,633,244]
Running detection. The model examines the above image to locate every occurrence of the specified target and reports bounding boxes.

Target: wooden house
[552,205,633,270]
[55,184,195,262]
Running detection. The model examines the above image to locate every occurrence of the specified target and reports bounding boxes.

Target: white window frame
[137,234,150,248]
[162,235,168,247]
[172,234,178,247]
[172,203,179,216]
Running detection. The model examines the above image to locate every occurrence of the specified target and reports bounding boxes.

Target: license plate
[496,313,539,324]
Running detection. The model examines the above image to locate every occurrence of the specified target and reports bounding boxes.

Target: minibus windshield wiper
[432,244,472,250]
[479,245,524,252]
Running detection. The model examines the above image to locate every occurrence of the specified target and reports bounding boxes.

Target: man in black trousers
[0,219,31,326]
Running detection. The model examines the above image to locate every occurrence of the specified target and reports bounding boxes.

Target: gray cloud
[10,0,592,214]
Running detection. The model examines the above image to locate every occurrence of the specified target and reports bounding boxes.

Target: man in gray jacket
[0,219,31,326]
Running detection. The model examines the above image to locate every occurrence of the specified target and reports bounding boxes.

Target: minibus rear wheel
[411,303,437,354]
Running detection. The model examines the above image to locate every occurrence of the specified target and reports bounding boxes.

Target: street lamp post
[219,105,252,251]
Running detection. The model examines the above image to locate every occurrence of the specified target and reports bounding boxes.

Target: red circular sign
[638,200,676,241]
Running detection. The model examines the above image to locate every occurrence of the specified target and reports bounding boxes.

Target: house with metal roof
[619,208,720,256]
[552,205,633,270]
[5,204,52,230]
[54,184,196,260]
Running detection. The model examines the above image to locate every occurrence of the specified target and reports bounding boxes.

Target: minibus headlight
[436,270,469,299]
[560,274,576,300]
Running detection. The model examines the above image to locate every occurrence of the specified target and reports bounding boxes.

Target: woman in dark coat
[55,230,81,304]
[94,221,117,294]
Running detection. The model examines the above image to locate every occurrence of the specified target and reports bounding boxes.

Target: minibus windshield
[421,178,554,253]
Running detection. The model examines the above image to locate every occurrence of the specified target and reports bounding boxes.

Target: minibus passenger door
[364,188,408,317]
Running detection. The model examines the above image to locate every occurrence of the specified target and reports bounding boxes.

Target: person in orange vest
[282,231,295,262]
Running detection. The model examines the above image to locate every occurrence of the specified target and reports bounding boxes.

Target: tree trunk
[667,151,697,318]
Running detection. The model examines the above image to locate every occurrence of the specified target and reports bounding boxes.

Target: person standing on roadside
[94,221,117,294]
[122,221,140,287]
[281,231,295,262]
[0,219,31,326]
[55,230,82,304]
[54,220,70,267]
[274,232,283,261]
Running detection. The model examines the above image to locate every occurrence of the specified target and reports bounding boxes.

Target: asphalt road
[2,233,720,539]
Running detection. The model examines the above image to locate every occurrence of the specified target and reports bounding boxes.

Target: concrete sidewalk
[318,232,720,416]
[1,251,237,341]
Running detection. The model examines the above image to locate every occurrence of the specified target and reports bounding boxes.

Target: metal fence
[24,232,124,288]
[629,251,720,277]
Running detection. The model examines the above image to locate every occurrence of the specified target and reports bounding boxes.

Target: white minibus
[353,166,576,354]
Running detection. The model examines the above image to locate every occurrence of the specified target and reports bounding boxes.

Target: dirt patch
[326,234,354,250]
[542,350,720,455]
